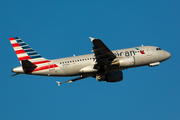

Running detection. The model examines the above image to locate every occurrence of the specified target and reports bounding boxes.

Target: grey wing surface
[90,37,116,67]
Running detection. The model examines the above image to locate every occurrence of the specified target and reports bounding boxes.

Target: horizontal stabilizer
[11,73,21,77]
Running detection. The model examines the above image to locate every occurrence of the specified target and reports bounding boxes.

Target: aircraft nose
[165,51,171,60]
[167,52,171,58]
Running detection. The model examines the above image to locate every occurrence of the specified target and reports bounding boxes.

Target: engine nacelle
[111,56,135,67]
[106,71,123,82]
[96,71,123,82]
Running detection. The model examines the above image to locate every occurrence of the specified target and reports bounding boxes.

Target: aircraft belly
[31,69,54,76]
[30,67,60,76]
[60,65,82,76]
[134,56,152,66]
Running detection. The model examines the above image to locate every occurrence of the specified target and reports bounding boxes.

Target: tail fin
[9,37,48,64]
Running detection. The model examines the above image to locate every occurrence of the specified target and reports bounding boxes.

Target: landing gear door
[146,47,152,56]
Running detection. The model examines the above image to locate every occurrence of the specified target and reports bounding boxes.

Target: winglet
[89,37,95,42]
[56,81,61,86]
[68,80,73,83]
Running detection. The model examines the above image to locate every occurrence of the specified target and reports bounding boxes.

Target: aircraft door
[146,47,152,56]
[48,62,55,71]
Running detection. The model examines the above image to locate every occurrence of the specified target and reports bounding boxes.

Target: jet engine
[96,71,123,82]
[110,56,135,67]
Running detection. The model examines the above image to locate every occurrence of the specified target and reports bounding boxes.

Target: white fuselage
[12,46,170,77]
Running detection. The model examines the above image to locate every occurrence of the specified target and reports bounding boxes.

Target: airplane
[9,37,171,86]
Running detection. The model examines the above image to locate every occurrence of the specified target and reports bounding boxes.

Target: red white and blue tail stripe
[9,37,46,62]
[10,37,59,74]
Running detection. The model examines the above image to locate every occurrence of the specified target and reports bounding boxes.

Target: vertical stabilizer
[9,37,49,64]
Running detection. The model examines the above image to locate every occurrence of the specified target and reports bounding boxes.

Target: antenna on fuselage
[73,54,75,57]
[141,44,144,46]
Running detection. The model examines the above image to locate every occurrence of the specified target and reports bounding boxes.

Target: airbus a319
[10,37,171,86]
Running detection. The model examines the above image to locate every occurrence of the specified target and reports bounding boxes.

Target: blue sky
[1,0,180,120]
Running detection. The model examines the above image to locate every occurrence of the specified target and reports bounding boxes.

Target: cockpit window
[156,48,161,50]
